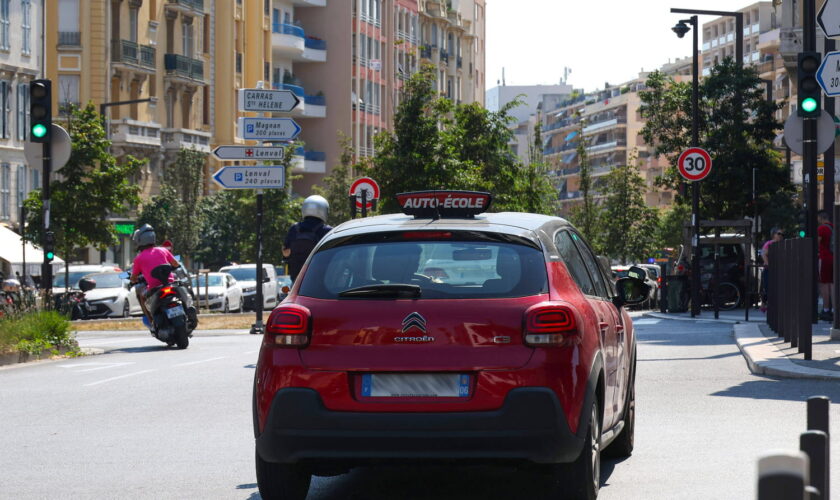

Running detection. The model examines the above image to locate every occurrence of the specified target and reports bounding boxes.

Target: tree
[640,59,795,221]
[521,117,557,214]
[24,103,142,268]
[569,117,602,247]
[600,159,660,264]
[138,148,206,265]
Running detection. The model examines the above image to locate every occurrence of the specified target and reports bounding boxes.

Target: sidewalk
[645,310,840,380]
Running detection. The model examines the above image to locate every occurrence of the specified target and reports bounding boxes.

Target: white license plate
[165,305,185,319]
[361,373,470,398]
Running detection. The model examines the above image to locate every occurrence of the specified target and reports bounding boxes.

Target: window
[129,7,138,43]
[17,82,27,140]
[58,74,80,108]
[555,230,596,296]
[0,81,10,139]
[0,163,9,219]
[0,0,9,50]
[16,164,24,206]
[182,18,194,58]
[570,232,611,299]
[21,0,31,54]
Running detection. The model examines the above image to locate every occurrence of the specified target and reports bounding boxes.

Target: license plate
[361,373,470,398]
[165,305,185,319]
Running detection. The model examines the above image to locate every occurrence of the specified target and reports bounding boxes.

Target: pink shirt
[132,247,176,288]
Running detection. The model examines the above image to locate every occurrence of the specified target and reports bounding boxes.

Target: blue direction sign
[212,166,285,190]
[816,51,840,97]
[238,117,301,141]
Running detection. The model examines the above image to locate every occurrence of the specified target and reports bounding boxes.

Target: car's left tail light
[524,303,580,347]
[265,304,311,347]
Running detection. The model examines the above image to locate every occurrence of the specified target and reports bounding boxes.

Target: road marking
[84,369,156,387]
[172,356,227,367]
[633,319,662,325]
[58,362,135,373]
[243,350,259,355]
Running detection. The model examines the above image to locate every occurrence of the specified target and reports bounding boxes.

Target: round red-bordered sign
[677,147,713,181]
[349,177,380,209]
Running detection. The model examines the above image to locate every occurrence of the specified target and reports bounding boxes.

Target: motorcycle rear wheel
[174,324,189,349]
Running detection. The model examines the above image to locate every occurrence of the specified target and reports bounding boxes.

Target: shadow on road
[106,345,172,354]
[711,377,840,402]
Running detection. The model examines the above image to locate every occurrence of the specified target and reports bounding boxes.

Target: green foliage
[23,103,142,259]
[138,148,207,265]
[312,134,363,226]
[521,118,557,214]
[639,59,795,221]
[369,64,555,215]
[0,310,76,356]
[600,160,660,264]
[194,144,300,269]
[657,202,691,250]
[569,118,602,249]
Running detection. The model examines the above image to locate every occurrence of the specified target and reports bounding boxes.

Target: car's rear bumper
[255,387,583,465]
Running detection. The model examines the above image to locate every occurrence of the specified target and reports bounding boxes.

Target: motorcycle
[55,278,97,320]
[139,265,197,349]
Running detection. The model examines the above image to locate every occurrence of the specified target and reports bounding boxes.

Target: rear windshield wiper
[338,284,422,298]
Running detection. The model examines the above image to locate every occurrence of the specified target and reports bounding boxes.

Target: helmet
[132,223,156,247]
[301,195,329,222]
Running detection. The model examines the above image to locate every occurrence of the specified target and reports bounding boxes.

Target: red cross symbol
[245,149,254,157]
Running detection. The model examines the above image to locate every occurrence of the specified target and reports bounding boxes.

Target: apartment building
[541,75,674,215]
[700,2,775,76]
[0,0,42,230]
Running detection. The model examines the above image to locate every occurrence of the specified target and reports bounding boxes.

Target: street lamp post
[671,7,744,317]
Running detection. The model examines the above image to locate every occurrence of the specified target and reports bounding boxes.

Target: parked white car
[81,271,142,318]
[218,264,277,311]
[52,264,123,296]
[192,272,244,313]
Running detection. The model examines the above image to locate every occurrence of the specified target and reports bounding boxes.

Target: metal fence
[766,237,813,360]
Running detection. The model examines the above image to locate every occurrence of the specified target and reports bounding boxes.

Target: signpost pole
[806,0,819,323]
[690,15,701,318]
[41,138,52,304]
[251,82,268,336]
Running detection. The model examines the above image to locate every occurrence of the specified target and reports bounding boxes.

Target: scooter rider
[283,195,333,283]
[130,224,196,329]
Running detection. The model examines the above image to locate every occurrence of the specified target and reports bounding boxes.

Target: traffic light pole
[41,138,52,302]
[805,0,819,322]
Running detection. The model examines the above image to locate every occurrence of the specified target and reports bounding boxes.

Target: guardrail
[766,237,813,359]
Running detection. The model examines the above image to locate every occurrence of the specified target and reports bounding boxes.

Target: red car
[253,191,648,500]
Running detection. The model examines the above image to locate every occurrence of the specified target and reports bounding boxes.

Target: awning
[564,130,579,141]
[562,152,578,164]
[0,225,64,277]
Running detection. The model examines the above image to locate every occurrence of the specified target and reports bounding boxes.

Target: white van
[218,263,277,311]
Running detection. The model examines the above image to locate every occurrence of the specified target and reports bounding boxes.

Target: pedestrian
[161,239,174,253]
[283,195,333,283]
[760,227,784,313]
[817,210,834,321]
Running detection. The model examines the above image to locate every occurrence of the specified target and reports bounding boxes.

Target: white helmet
[301,195,329,222]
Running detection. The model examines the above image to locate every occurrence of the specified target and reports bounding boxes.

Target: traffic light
[798,210,807,238]
[44,231,55,263]
[29,79,51,142]
[797,52,822,118]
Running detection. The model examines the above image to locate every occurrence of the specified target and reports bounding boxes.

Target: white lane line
[243,350,259,355]
[84,369,156,387]
[172,356,227,367]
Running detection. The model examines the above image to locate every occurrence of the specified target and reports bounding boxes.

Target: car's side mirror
[627,266,648,281]
[613,277,650,308]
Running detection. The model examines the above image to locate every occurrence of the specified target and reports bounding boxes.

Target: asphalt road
[1,319,839,499]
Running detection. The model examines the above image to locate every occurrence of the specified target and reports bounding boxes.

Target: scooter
[56,278,97,320]
[144,265,197,349]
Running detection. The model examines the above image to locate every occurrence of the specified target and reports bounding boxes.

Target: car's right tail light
[265,304,311,347]
[524,303,580,347]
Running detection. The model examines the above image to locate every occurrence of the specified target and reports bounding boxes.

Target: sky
[485,0,763,93]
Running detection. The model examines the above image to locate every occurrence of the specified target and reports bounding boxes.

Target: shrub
[0,311,77,357]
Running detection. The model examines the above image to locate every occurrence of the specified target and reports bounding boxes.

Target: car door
[554,230,620,428]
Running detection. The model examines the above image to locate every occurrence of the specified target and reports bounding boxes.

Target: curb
[643,312,744,324]
[733,323,840,381]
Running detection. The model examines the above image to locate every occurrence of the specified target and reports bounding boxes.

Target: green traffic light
[31,123,47,138]
[45,251,54,260]
[799,230,806,238]
[801,97,818,113]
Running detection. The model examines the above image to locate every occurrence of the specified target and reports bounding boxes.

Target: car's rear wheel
[255,450,311,500]
[543,400,600,499]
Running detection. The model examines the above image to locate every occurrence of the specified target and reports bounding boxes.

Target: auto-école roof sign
[396,191,493,218]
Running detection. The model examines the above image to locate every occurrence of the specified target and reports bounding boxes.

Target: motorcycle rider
[283,195,333,283]
[130,224,196,330]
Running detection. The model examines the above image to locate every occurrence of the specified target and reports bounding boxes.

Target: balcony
[272,23,305,57]
[301,37,327,62]
[166,0,204,14]
[440,50,449,64]
[291,0,326,6]
[270,82,307,115]
[582,116,626,134]
[291,148,326,173]
[420,46,432,59]
[57,32,81,47]
[302,94,326,118]
[161,128,211,154]
[164,54,205,84]
[109,119,162,150]
[111,40,156,73]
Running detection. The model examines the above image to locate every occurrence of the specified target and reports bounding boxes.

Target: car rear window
[298,235,548,299]
[86,273,125,289]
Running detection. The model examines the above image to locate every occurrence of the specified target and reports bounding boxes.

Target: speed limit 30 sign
[677,147,712,181]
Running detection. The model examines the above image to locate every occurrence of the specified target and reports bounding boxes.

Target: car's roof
[328,212,571,241]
